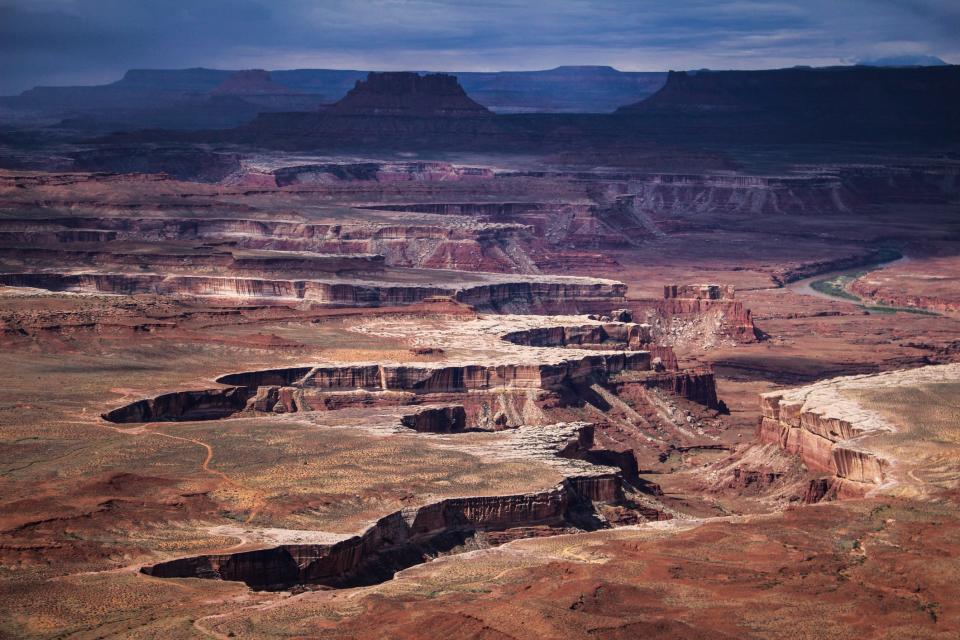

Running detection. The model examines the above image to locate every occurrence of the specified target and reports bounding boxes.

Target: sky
[1,0,958,94]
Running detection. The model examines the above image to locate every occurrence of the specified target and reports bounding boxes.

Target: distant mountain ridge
[209,70,301,96]
[99,65,959,153]
[611,64,960,145]
[617,65,959,117]
[0,66,668,127]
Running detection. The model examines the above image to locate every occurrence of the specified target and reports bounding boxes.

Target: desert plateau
[1,2,959,638]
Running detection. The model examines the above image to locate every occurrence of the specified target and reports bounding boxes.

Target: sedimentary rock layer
[626,285,760,343]
[0,214,536,273]
[102,350,653,424]
[142,474,616,590]
[399,405,467,433]
[758,394,887,494]
[0,271,625,313]
[221,352,652,393]
[501,322,651,350]
[609,368,720,409]
[755,365,960,495]
[101,387,251,423]
[663,284,734,300]
[140,422,640,590]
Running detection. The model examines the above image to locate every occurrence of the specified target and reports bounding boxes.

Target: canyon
[759,364,960,498]
[0,64,959,639]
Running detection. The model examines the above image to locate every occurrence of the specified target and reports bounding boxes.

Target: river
[787,254,910,303]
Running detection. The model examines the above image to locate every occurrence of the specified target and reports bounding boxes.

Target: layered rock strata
[0,271,625,313]
[627,284,760,343]
[142,476,609,590]
[103,352,652,424]
[759,390,889,491]
[609,367,720,409]
[616,174,853,217]
[230,352,651,392]
[140,422,652,590]
[663,284,734,300]
[399,405,467,433]
[500,321,680,370]
[0,214,538,274]
[502,322,652,350]
[101,387,251,423]
[754,366,960,496]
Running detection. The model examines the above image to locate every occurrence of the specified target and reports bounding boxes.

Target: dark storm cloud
[1,0,956,94]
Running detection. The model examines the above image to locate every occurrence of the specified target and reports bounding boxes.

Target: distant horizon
[2,0,958,94]
[7,56,954,96]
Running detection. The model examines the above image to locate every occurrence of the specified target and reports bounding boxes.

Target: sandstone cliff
[627,284,760,345]
[616,65,960,143]
[755,365,960,497]
[0,271,626,313]
[139,422,650,590]
[329,72,492,118]
[142,474,614,590]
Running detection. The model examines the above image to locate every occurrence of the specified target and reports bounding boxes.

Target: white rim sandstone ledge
[138,422,633,591]
[0,270,626,310]
[759,363,960,495]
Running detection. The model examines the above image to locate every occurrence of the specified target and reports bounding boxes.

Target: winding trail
[147,429,267,524]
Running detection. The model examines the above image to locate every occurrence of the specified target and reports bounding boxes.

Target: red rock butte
[329,71,492,117]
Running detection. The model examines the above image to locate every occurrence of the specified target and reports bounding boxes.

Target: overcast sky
[1,0,957,94]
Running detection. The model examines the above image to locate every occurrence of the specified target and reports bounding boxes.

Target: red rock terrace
[137,420,664,591]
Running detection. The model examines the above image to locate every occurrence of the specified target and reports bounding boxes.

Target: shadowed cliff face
[227,72,505,150]
[70,147,241,182]
[615,65,960,144]
[621,66,960,115]
[141,473,627,591]
[329,72,492,118]
[0,66,666,122]
[138,419,640,592]
[92,65,960,150]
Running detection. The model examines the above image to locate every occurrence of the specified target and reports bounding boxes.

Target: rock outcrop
[219,352,651,394]
[0,271,625,313]
[663,284,734,300]
[617,65,960,143]
[399,405,467,433]
[758,389,888,495]
[101,350,654,424]
[501,322,651,350]
[140,421,666,590]
[755,365,960,497]
[142,475,610,590]
[231,72,506,150]
[609,367,720,409]
[329,72,492,118]
[627,284,760,344]
[102,387,251,423]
